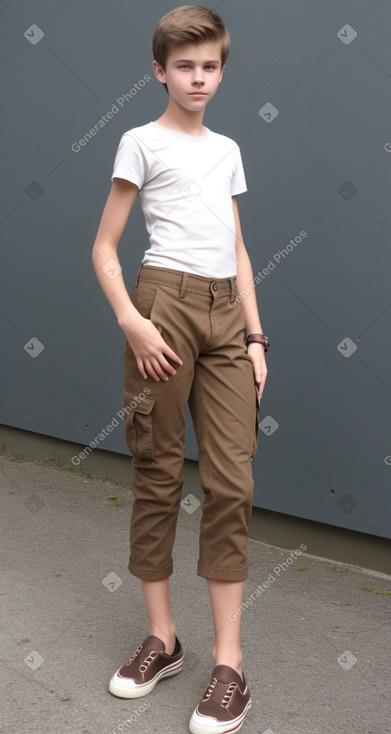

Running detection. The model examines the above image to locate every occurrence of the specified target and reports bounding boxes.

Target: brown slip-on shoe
[189,664,251,734]
[109,634,183,699]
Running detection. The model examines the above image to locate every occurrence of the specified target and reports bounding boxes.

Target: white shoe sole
[109,656,183,699]
[189,698,251,734]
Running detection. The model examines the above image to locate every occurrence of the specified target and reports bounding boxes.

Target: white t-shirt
[111,121,247,277]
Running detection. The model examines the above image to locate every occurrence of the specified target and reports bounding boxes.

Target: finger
[159,355,178,376]
[256,377,265,401]
[252,362,263,383]
[136,358,148,380]
[163,344,183,366]
[254,370,263,385]
[144,359,164,382]
[151,354,176,382]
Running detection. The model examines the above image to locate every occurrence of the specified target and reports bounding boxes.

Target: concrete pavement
[1,453,390,734]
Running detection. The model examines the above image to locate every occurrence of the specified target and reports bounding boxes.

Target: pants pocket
[132,281,158,320]
[121,386,156,459]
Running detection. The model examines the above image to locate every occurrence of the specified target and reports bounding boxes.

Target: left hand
[247,342,268,401]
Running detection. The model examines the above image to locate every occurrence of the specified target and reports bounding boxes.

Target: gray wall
[1,0,390,539]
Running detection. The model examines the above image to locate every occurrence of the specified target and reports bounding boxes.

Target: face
[153,41,225,112]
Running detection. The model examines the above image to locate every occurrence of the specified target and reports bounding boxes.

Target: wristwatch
[245,333,270,351]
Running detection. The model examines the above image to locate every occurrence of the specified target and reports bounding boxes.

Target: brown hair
[153,5,231,70]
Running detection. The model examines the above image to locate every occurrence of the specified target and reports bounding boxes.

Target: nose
[192,67,205,85]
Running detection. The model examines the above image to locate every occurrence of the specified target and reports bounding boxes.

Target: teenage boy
[92,6,268,733]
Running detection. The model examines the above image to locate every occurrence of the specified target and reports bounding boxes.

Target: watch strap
[245,333,270,351]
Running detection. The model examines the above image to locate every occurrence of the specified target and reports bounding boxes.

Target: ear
[219,64,225,84]
[152,59,167,85]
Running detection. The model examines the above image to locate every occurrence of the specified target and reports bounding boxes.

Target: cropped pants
[121,265,259,582]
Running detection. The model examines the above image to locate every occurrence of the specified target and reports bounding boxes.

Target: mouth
[189,92,207,96]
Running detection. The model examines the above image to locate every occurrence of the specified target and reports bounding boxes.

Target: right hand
[123,316,183,381]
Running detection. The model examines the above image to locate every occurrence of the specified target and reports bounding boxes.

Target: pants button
[211,282,218,292]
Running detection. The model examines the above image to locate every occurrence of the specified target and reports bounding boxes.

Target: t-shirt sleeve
[111,131,147,189]
[231,145,247,196]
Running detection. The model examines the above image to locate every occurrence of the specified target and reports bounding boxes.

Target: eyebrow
[174,58,220,64]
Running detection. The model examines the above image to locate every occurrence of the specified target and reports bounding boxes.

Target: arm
[92,178,182,381]
[232,196,267,400]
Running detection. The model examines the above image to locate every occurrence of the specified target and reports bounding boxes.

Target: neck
[155,98,206,136]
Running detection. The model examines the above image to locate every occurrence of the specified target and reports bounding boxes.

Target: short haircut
[153,5,231,70]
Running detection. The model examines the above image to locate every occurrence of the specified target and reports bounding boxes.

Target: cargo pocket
[121,387,156,459]
[251,388,260,459]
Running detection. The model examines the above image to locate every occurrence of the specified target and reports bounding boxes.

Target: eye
[178,64,190,69]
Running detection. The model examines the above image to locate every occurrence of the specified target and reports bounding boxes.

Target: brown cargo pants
[121,265,259,582]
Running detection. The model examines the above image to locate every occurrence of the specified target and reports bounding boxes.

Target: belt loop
[135,266,142,288]
[179,271,188,298]
[229,277,236,302]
